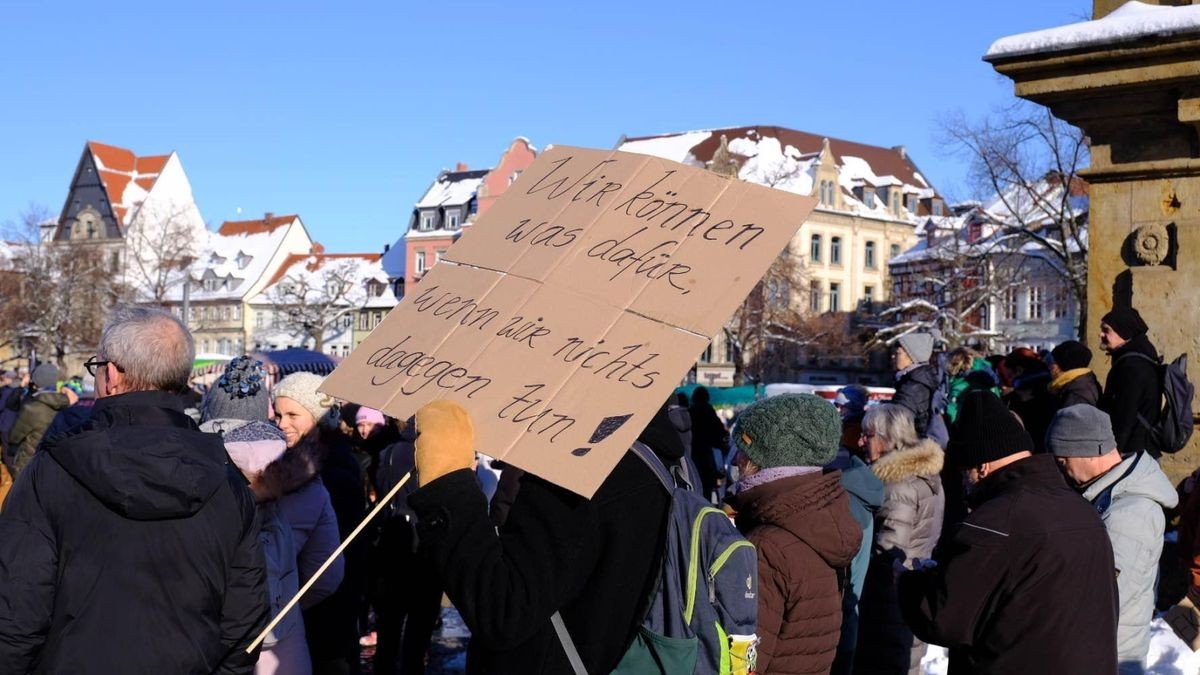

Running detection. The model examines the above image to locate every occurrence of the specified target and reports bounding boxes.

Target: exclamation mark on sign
[571,413,634,457]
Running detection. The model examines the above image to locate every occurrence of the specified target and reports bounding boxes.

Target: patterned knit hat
[272,372,334,424]
[201,356,268,423]
[733,393,841,469]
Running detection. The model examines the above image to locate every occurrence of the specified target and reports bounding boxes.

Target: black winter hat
[946,390,1035,468]
[1050,340,1093,371]
[1101,307,1149,341]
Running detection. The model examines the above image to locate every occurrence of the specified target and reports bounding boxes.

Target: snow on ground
[920,617,1200,674]
[987,1,1200,59]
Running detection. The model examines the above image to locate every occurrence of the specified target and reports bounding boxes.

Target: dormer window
[235,251,252,270]
[863,190,876,209]
[968,220,984,243]
[890,191,902,217]
[420,213,434,231]
[203,277,218,292]
[447,212,460,229]
[932,200,944,217]
[906,195,919,214]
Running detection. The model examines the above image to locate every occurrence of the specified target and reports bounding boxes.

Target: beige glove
[1167,592,1200,651]
[414,400,476,487]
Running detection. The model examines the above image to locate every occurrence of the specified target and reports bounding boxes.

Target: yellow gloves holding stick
[414,399,476,487]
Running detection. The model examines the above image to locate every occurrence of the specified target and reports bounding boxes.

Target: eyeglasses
[83,357,124,377]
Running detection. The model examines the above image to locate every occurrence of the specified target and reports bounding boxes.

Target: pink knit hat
[355,406,386,427]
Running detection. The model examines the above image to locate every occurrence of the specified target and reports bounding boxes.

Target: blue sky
[0,1,1090,253]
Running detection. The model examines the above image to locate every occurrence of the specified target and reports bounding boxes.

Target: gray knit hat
[32,363,59,391]
[201,356,269,423]
[896,332,935,365]
[1046,404,1118,458]
[733,393,841,469]
[272,372,334,423]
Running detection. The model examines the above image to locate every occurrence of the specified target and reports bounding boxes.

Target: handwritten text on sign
[321,146,816,497]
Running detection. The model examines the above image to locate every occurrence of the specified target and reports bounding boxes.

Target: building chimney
[264,211,274,223]
[310,242,325,254]
[455,162,468,172]
[383,243,390,253]
[892,145,907,159]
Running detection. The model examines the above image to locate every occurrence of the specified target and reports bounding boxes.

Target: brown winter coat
[733,471,862,675]
[855,440,945,675]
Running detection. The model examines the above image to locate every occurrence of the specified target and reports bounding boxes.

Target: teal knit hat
[733,393,841,469]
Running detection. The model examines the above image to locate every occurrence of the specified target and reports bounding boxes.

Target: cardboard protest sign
[320,145,816,497]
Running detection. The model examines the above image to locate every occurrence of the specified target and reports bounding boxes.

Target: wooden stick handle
[245,470,413,654]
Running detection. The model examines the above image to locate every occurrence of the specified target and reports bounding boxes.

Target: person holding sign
[405,399,679,674]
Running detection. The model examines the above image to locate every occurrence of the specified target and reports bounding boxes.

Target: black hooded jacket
[1099,334,1163,456]
[892,364,940,436]
[0,390,268,674]
[408,409,679,674]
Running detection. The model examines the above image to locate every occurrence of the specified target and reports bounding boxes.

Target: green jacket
[946,359,1000,423]
[10,392,70,476]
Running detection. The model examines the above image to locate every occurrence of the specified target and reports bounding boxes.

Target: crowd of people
[1,304,1199,674]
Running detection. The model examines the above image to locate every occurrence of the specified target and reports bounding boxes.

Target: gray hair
[862,403,922,456]
[98,306,194,392]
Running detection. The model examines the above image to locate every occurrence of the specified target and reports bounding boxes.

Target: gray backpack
[553,442,758,674]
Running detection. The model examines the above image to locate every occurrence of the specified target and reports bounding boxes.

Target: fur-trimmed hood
[250,429,328,502]
[870,439,944,484]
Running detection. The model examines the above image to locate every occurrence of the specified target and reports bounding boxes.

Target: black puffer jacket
[898,454,1118,675]
[891,364,939,436]
[408,416,678,674]
[1100,334,1163,456]
[0,390,268,674]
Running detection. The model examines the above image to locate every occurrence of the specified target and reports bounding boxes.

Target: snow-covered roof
[986,1,1200,59]
[415,169,488,209]
[617,125,938,222]
[983,175,1089,227]
[86,141,171,226]
[250,253,384,309]
[166,227,291,302]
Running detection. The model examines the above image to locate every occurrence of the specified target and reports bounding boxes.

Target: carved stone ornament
[1133,222,1170,266]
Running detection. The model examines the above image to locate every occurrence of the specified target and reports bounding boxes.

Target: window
[864,285,875,303]
[932,200,944,217]
[373,311,383,328]
[863,190,876,209]
[415,252,426,274]
[701,343,713,363]
[233,305,241,321]
[891,191,901,217]
[110,250,120,273]
[810,234,822,263]
[436,249,447,263]
[201,339,209,353]
[343,313,352,328]
[1003,288,1018,320]
[818,180,837,207]
[906,195,919,214]
[203,277,217,292]
[255,311,265,328]
[829,283,841,312]
[447,212,460,229]
[809,280,821,313]
[1052,288,1070,319]
[359,312,369,330]
[766,279,787,309]
[1028,286,1043,319]
[830,237,842,265]
[865,241,876,269]
[890,244,901,260]
[420,213,434,231]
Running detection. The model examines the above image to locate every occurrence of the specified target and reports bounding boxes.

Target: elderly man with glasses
[0,306,268,674]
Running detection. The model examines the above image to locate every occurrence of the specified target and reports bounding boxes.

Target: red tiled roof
[622,125,939,196]
[265,252,382,287]
[218,214,300,237]
[85,141,172,223]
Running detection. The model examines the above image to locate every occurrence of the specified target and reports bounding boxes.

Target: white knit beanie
[272,372,335,424]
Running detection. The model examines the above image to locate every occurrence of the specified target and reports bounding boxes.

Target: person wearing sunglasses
[0,306,268,674]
